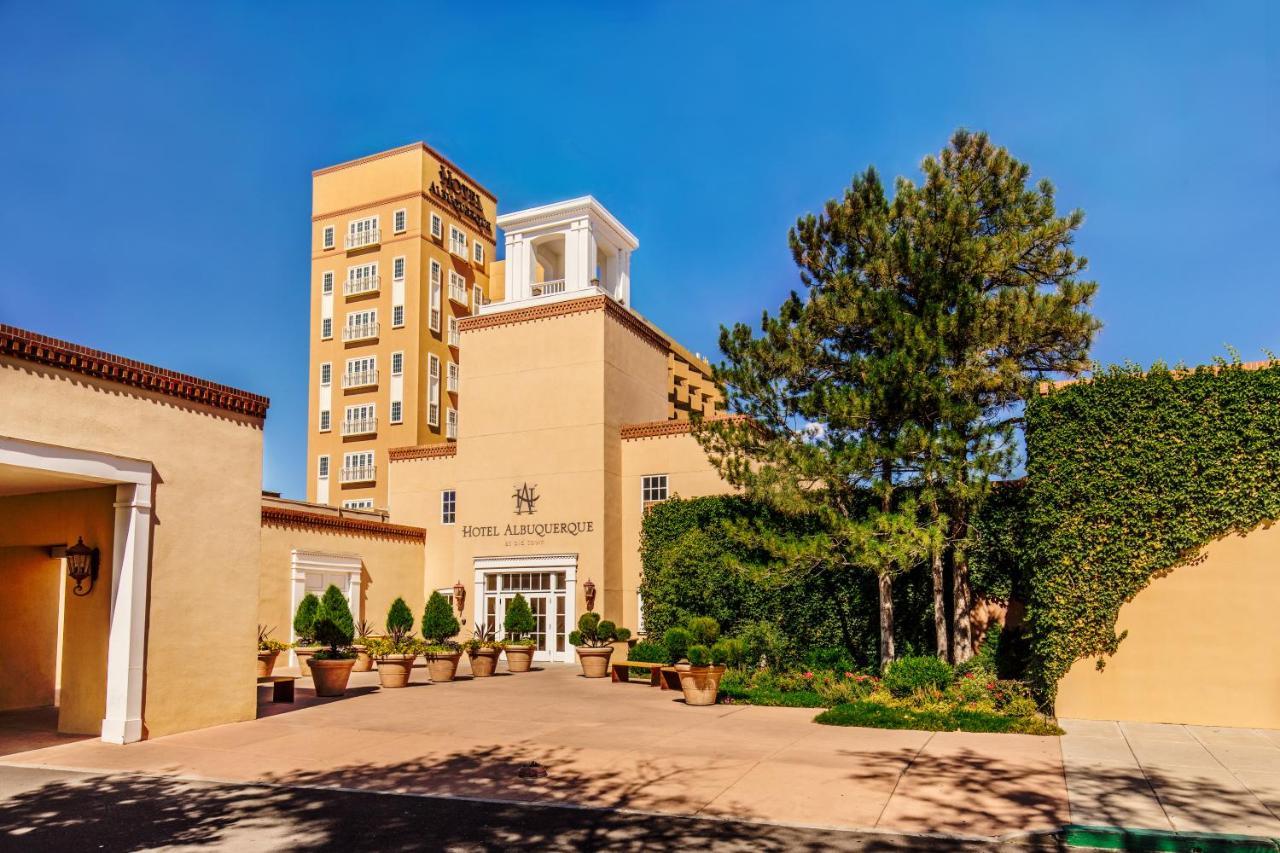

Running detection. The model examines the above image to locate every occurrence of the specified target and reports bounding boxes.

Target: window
[392,304,404,328]
[322,226,335,249]
[318,455,330,478]
[343,499,374,510]
[393,208,407,234]
[320,363,332,386]
[447,361,459,393]
[448,316,459,347]
[319,409,331,432]
[429,260,442,332]
[473,284,483,309]
[344,355,376,387]
[342,451,375,481]
[449,226,467,257]
[345,309,377,340]
[346,262,378,295]
[322,271,334,295]
[347,216,379,249]
[448,270,467,304]
[344,403,375,434]
[430,213,443,239]
[390,400,403,423]
[641,474,669,511]
[391,351,404,375]
[393,256,405,280]
[446,408,458,440]
[441,489,456,525]
[321,317,333,339]
[473,241,484,265]
[427,354,440,426]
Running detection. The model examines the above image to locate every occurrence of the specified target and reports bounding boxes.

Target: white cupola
[489,196,638,311]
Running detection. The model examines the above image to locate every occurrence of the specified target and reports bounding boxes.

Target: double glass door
[484,571,568,662]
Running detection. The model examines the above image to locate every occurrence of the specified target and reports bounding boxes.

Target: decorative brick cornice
[312,141,497,202]
[620,415,747,440]
[388,443,458,462]
[459,296,668,353]
[261,505,425,542]
[0,324,270,420]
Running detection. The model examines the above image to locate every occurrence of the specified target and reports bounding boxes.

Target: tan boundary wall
[1055,522,1280,729]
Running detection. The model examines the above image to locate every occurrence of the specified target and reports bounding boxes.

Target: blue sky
[2,2,1276,499]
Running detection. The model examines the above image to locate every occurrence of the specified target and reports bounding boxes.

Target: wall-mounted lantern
[65,537,99,597]
[583,578,597,612]
[452,579,466,616]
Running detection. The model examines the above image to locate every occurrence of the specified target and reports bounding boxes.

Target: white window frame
[430,213,443,239]
[473,241,484,265]
[441,489,456,525]
[447,361,459,394]
[448,270,467,305]
[641,474,669,510]
[447,316,459,348]
[318,455,330,478]
[427,354,440,427]
[449,226,467,257]
[322,271,334,295]
[390,400,403,424]
[320,362,332,386]
[322,226,335,249]
[393,256,405,281]
[473,283,483,308]
[347,216,379,248]
[430,260,442,333]
[346,262,379,295]
[319,409,331,432]
[343,499,374,510]
[392,304,405,328]
[321,317,333,340]
[393,208,407,234]
[446,407,458,440]
[391,351,404,376]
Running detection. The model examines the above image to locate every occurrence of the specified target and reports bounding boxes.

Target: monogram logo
[513,483,539,515]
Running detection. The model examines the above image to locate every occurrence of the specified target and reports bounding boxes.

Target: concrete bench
[257,675,297,703]
[610,661,680,689]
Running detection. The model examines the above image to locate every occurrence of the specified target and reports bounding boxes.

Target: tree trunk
[878,573,895,667]
[932,546,949,661]
[952,548,973,664]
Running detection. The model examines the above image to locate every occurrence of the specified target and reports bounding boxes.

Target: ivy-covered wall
[1024,361,1280,701]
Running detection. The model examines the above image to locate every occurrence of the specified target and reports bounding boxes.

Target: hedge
[1024,361,1280,700]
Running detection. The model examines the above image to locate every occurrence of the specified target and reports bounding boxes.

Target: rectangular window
[321,317,332,339]
[346,262,378,295]
[322,226,334,249]
[318,455,330,478]
[322,271,334,294]
[449,226,467,257]
[441,489,456,525]
[427,354,440,427]
[393,208,407,234]
[473,241,484,265]
[473,284,483,309]
[344,402,376,434]
[320,363,332,386]
[448,270,467,305]
[390,400,403,423]
[344,355,376,387]
[342,451,375,481]
[391,351,404,375]
[447,316,459,347]
[641,474,669,511]
[344,309,377,341]
[319,409,331,432]
[393,256,405,280]
[430,260,442,332]
[392,304,404,327]
[430,213,443,239]
[447,361,459,394]
[446,407,458,440]
[347,216,379,249]
[342,499,374,510]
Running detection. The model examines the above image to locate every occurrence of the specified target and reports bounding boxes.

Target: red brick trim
[388,443,458,461]
[620,415,747,440]
[459,296,668,353]
[261,506,425,542]
[0,324,270,420]
[312,141,497,202]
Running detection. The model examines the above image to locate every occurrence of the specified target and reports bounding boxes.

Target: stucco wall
[0,356,264,738]
[0,488,116,733]
[1055,522,1280,728]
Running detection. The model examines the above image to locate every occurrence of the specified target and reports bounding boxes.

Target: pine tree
[386,597,414,641]
[293,593,320,645]
[503,593,536,643]
[421,591,460,646]
[313,585,354,651]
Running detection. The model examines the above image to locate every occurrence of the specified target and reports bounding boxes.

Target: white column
[563,558,577,664]
[101,482,152,744]
[473,568,485,636]
[617,250,631,305]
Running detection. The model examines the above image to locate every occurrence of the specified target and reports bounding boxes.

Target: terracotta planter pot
[352,645,373,672]
[426,651,462,682]
[375,654,416,688]
[503,644,535,673]
[575,646,613,678]
[256,650,279,678]
[468,647,501,677]
[677,665,726,706]
[294,647,319,677]
[309,658,356,697]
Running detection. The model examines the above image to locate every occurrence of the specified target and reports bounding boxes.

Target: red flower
[844,671,856,679]
[803,671,814,679]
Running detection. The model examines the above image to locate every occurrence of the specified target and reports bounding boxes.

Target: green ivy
[1024,361,1280,701]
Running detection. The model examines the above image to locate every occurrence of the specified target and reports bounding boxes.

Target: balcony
[344,275,380,297]
[342,370,378,390]
[531,278,566,298]
[448,281,469,306]
[342,418,377,437]
[448,325,460,348]
[340,465,376,484]
[346,229,380,250]
[343,322,379,343]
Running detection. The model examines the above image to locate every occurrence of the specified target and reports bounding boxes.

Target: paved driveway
[0,663,1275,839]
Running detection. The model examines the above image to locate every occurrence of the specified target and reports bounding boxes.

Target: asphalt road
[0,766,1064,852]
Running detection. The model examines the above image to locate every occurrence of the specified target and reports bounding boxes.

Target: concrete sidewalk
[0,663,1274,839]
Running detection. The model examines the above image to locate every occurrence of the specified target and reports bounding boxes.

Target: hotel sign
[461,483,595,542]
[429,165,493,237]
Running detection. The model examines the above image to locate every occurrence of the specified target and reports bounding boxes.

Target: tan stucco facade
[1055,522,1280,729]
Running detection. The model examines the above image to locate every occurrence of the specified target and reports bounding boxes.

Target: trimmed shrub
[421,591,460,647]
[293,593,320,644]
[627,639,667,664]
[503,593,536,644]
[662,626,693,663]
[686,644,711,666]
[883,655,954,698]
[711,638,744,667]
[386,597,415,639]
[686,616,720,646]
[569,612,632,648]
[312,585,355,651]
[736,620,792,669]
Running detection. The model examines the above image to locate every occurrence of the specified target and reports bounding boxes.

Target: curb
[1062,825,1280,852]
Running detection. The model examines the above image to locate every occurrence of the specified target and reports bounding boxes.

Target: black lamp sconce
[64,537,100,596]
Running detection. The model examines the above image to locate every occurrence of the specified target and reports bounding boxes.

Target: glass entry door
[484,571,568,662]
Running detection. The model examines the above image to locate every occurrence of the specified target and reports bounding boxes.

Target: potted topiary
[677,641,734,706]
[465,623,502,678]
[366,597,419,688]
[291,593,320,676]
[352,618,375,672]
[421,591,462,682]
[257,624,288,677]
[569,612,631,678]
[308,585,357,697]
[501,593,537,673]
